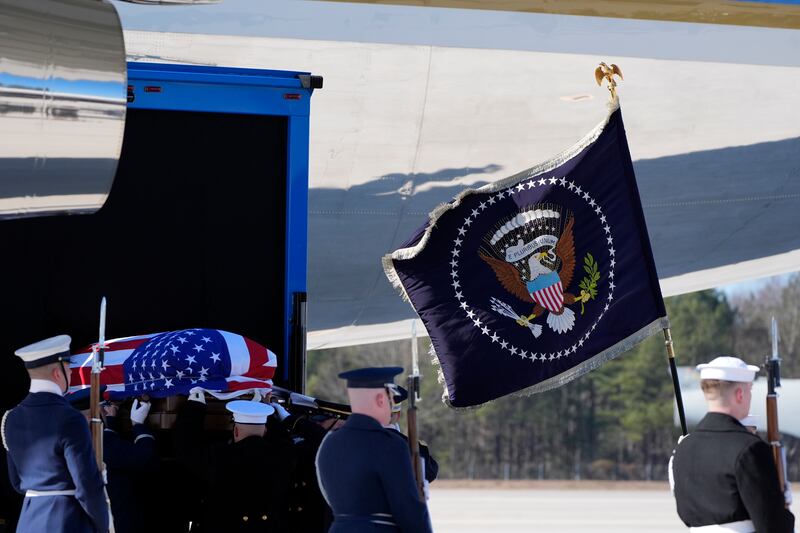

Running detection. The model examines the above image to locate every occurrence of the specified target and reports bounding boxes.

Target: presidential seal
[447,175,614,362]
[480,204,589,336]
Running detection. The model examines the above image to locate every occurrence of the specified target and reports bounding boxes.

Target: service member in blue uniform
[670,356,795,532]
[68,389,157,533]
[1,335,109,533]
[315,367,433,533]
[384,386,438,489]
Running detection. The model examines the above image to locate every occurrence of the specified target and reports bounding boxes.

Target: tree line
[307,276,800,481]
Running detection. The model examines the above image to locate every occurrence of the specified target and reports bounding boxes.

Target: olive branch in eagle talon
[578,253,600,315]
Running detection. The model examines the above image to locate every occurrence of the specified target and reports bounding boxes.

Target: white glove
[784,482,792,506]
[188,387,206,404]
[130,399,151,425]
[271,400,290,421]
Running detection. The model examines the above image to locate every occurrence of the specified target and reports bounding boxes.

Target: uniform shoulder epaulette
[1,410,11,452]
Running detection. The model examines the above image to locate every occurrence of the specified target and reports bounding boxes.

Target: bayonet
[411,319,421,401]
[97,296,107,369]
[770,316,781,388]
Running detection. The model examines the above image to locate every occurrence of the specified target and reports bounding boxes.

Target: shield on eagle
[480,204,578,334]
[529,277,564,313]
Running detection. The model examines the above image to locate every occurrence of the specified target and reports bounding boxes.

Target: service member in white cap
[1,335,109,533]
[670,356,794,532]
[174,389,295,532]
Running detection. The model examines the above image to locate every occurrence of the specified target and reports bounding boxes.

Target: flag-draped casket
[69,328,276,400]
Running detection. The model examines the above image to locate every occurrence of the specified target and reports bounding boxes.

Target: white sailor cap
[739,414,759,429]
[696,356,759,383]
[14,335,72,369]
[226,400,274,425]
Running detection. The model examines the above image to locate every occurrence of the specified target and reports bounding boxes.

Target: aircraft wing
[5,1,797,348]
[113,0,800,348]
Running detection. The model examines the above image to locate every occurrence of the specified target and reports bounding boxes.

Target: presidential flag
[384,104,668,408]
[69,328,277,400]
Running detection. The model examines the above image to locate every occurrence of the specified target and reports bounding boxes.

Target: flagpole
[595,63,687,435]
[663,328,688,435]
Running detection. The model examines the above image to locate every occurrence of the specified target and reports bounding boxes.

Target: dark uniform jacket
[385,428,439,483]
[103,418,157,533]
[316,414,432,533]
[672,412,795,532]
[174,400,295,532]
[282,414,332,533]
[2,392,109,533]
[0,418,23,532]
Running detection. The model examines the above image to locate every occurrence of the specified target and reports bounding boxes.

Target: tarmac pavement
[428,482,797,532]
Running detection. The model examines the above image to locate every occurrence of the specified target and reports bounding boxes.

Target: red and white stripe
[68,331,277,395]
[531,281,564,313]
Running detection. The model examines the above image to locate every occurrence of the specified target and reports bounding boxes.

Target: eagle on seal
[480,215,587,334]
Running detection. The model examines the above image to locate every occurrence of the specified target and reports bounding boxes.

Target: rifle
[765,316,788,498]
[90,297,107,470]
[91,297,116,533]
[271,386,352,420]
[406,320,425,501]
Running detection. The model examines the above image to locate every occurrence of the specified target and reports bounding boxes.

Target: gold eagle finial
[594,62,623,101]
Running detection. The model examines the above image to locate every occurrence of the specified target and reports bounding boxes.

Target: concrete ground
[427,481,797,532]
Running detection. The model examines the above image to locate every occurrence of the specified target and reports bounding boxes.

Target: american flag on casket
[68,328,277,400]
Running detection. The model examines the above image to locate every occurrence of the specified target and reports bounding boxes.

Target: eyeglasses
[384,383,399,408]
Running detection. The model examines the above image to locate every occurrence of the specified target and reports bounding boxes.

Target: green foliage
[306,277,799,481]
[578,253,600,314]
[665,290,734,365]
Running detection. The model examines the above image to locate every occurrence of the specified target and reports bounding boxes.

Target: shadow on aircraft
[307,164,500,331]
[307,136,800,332]
[637,135,800,278]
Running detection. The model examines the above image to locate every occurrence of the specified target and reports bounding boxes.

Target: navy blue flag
[383,105,668,408]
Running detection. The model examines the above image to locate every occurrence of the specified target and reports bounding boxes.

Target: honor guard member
[316,367,433,533]
[670,356,795,532]
[1,336,109,533]
[174,390,295,532]
[272,399,335,533]
[384,386,439,490]
[68,389,157,533]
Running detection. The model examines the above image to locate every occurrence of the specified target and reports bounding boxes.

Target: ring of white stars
[126,329,219,392]
[450,176,616,363]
